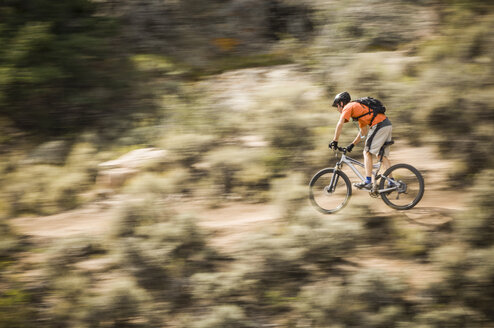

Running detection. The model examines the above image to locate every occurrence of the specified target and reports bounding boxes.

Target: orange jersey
[340,102,386,128]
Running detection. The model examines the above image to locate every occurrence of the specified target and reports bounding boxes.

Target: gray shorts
[365,124,392,156]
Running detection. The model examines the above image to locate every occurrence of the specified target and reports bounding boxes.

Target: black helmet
[332,91,351,107]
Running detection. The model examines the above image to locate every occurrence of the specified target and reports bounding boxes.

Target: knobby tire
[309,168,352,214]
[379,163,424,210]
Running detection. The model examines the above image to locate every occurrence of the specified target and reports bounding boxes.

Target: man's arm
[332,115,346,142]
[350,125,368,145]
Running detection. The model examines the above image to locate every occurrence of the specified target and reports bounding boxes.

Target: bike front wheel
[379,163,424,210]
[309,168,352,214]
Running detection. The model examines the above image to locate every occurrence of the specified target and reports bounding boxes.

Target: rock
[98,148,168,170]
[97,148,168,188]
[239,135,268,148]
[96,167,139,189]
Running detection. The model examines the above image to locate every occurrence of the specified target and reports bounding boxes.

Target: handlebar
[331,146,348,154]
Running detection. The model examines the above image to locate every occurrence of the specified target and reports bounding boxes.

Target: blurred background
[1,0,494,326]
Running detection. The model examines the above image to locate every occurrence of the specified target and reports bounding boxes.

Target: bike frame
[330,151,398,194]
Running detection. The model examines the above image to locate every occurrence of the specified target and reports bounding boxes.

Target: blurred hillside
[1,0,494,327]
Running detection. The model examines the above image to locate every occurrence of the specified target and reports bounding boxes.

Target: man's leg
[354,150,374,190]
[381,155,395,185]
[381,156,391,171]
[364,150,373,179]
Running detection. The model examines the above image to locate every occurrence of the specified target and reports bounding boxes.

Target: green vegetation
[0,0,147,137]
[0,289,33,328]
[3,184,491,327]
[1,0,494,326]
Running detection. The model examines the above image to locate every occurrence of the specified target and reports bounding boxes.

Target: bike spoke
[380,164,424,210]
[310,169,351,214]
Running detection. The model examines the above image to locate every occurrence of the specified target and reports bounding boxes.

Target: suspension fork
[328,163,343,192]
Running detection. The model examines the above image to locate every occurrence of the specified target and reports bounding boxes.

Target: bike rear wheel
[379,163,424,210]
[309,168,352,214]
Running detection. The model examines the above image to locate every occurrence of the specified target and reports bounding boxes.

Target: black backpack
[351,97,386,125]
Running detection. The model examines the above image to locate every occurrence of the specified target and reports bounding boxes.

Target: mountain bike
[309,141,424,214]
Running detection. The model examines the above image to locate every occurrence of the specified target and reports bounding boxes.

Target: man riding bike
[328,91,393,190]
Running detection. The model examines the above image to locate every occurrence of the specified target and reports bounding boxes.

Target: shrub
[204,146,271,197]
[0,0,140,136]
[0,221,32,327]
[347,269,408,312]
[191,305,254,328]
[115,216,216,304]
[0,289,34,328]
[241,231,308,286]
[45,273,93,327]
[266,115,313,152]
[111,197,217,304]
[160,133,216,167]
[334,2,432,51]
[110,197,171,238]
[43,237,105,276]
[236,162,271,201]
[428,245,494,321]
[238,207,363,297]
[349,200,394,244]
[296,269,409,327]
[124,172,172,198]
[0,219,21,258]
[51,171,90,209]
[427,244,470,303]
[338,54,386,96]
[212,113,246,138]
[412,307,485,328]
[292,207,363,269]
[390,221,430,258]
[270,173,308,217]
[455,170,494,247]
[80,278,157,328]
[2,163,91,216]
[295,280,349,327]
[133,215,210,267]
[24,140,70,165]
[123,169,190,199]
[190,264,257,303]
[458,247,494,320]
[115,237,171,297]
[64,142,99,175]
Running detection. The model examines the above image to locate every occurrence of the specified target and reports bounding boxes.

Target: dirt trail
[11,142,461,245]
[11,197,121,242]
[9,141,462,293]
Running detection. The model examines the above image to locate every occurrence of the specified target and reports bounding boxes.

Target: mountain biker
[328,91,392,190]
